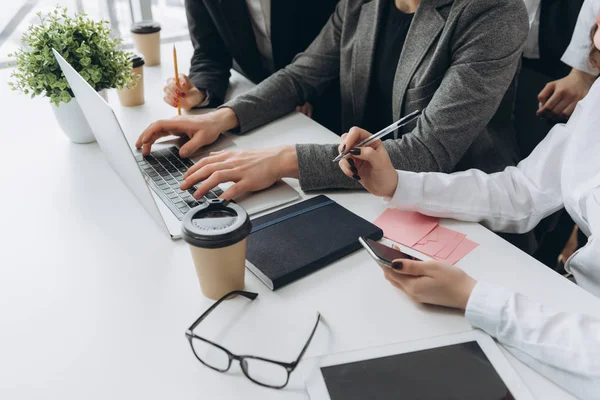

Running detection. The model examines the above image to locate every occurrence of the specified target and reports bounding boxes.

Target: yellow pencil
[173,45,181,116]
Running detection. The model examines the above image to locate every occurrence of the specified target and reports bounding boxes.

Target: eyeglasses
[185,290,321,389]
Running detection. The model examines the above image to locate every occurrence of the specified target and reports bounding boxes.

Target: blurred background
[0,0,189,68]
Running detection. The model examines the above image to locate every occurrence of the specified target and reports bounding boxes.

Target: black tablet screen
[321,341,514,400]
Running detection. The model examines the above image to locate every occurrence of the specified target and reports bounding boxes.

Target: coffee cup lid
[130,20,161,34]
[181,199,252,249]
[130,54,145,68]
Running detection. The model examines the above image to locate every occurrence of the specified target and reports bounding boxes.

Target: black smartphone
[358,237,418,268]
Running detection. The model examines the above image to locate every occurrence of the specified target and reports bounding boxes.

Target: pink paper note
[435,231,467,259]
[413,226,464,257]
[374,209,438,247]
[434,238,479,265]
[417,226,439,245]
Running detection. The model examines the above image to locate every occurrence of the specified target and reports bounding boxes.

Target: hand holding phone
[359,237,419,268]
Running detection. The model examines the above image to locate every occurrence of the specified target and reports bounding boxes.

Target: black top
[363,2,414,135]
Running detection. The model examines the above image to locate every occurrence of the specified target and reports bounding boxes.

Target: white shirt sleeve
[561,0,600,76]
[388,119,573,234]
[466,282,600,400]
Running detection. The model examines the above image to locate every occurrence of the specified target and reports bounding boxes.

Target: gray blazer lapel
[352,0,384,125]
[392,0,451,127]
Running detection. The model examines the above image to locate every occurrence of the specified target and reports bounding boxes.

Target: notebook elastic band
[251,199,335,234]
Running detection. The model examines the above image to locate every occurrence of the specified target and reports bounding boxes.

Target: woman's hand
[163,74,206,110]
[537,68,596,121]
[180,145,299,200]
[135,108,239,158]
[381,252,477,310]
[337,127,398,197]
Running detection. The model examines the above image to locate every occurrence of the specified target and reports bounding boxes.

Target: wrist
[278,145,299,179]
[570,68,596,84]
[188,88,206,108]
[384,170,399,198]
[196,88,207,104]
[212,107,239,132]
[458,278,477,310]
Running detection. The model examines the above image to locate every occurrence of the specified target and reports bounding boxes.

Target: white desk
[1,42,598,400]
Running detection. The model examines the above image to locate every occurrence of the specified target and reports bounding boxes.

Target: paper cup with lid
[117,54,145,107]
[130,21,161,66]
[182,199,252,300]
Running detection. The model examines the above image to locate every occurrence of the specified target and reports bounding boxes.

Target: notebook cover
[245,195,383,290]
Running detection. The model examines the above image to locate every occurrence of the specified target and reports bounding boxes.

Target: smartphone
[358,237,418,268]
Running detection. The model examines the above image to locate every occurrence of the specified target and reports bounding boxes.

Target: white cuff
[561,51,600,77]
[465,281,512,336]
[386,170,426,209]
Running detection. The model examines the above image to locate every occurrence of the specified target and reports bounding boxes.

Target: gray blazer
[222,0,529,191]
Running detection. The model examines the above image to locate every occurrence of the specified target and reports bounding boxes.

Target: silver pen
[332,109,422,163]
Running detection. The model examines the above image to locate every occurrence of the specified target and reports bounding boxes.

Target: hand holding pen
[336,111,422,198]
[332,110,421,163]
[164,46,205,110]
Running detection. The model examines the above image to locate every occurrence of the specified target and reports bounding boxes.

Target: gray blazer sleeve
[296,0,529,191]
[220,0,344,133]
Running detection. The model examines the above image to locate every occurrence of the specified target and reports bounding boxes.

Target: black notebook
[245,195,383,290]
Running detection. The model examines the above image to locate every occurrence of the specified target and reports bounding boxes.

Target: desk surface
[1,42,597,400]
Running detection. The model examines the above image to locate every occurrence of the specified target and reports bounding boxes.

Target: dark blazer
[185,0,339,107]
[224,0,529,191]
[536,0,585,78]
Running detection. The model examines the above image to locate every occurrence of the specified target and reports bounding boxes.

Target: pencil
[173,45,181,116]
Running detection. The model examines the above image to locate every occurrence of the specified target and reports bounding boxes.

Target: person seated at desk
[335,18,600,399]
[536,0,599,123]
[137,0,529,211]
[163,0,340,131]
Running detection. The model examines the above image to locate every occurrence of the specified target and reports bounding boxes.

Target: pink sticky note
[413,226,459,257]
[374,209,438,247]
[434,238,479,265]
[435,231,467,259]
[417,226,439,245]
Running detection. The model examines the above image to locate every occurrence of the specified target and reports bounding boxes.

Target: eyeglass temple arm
[188,291,258,332]
[293,312,321,365]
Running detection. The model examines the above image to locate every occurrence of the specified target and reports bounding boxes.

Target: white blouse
[562,0,600,75]
[388,79,600,398]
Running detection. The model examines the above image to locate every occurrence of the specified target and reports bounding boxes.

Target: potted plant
[8,7,136,144]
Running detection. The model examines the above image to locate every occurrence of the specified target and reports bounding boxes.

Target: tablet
[303,330,534,400]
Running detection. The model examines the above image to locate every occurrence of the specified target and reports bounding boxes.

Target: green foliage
[8,6,137,106]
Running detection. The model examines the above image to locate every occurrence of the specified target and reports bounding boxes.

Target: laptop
[53,49,300,239]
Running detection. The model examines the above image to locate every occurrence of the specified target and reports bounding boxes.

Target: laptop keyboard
[135,146,223,220]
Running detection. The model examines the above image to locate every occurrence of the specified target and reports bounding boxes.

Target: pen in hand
[332,110,421,163]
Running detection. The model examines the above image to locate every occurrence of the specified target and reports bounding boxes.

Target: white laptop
[53,49,300,239]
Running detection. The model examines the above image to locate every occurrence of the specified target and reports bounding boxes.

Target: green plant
[8,7,136,106]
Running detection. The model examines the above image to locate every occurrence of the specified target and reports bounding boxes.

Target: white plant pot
[51,90,107,144]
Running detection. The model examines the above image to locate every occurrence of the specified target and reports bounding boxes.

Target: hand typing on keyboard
[180,146,299,201]
[136,146,225,220]
[135,108,238,158]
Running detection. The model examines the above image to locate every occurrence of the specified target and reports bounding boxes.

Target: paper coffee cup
[182,199,252,300]
[131,21,161,66]
[117,54,145,107]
